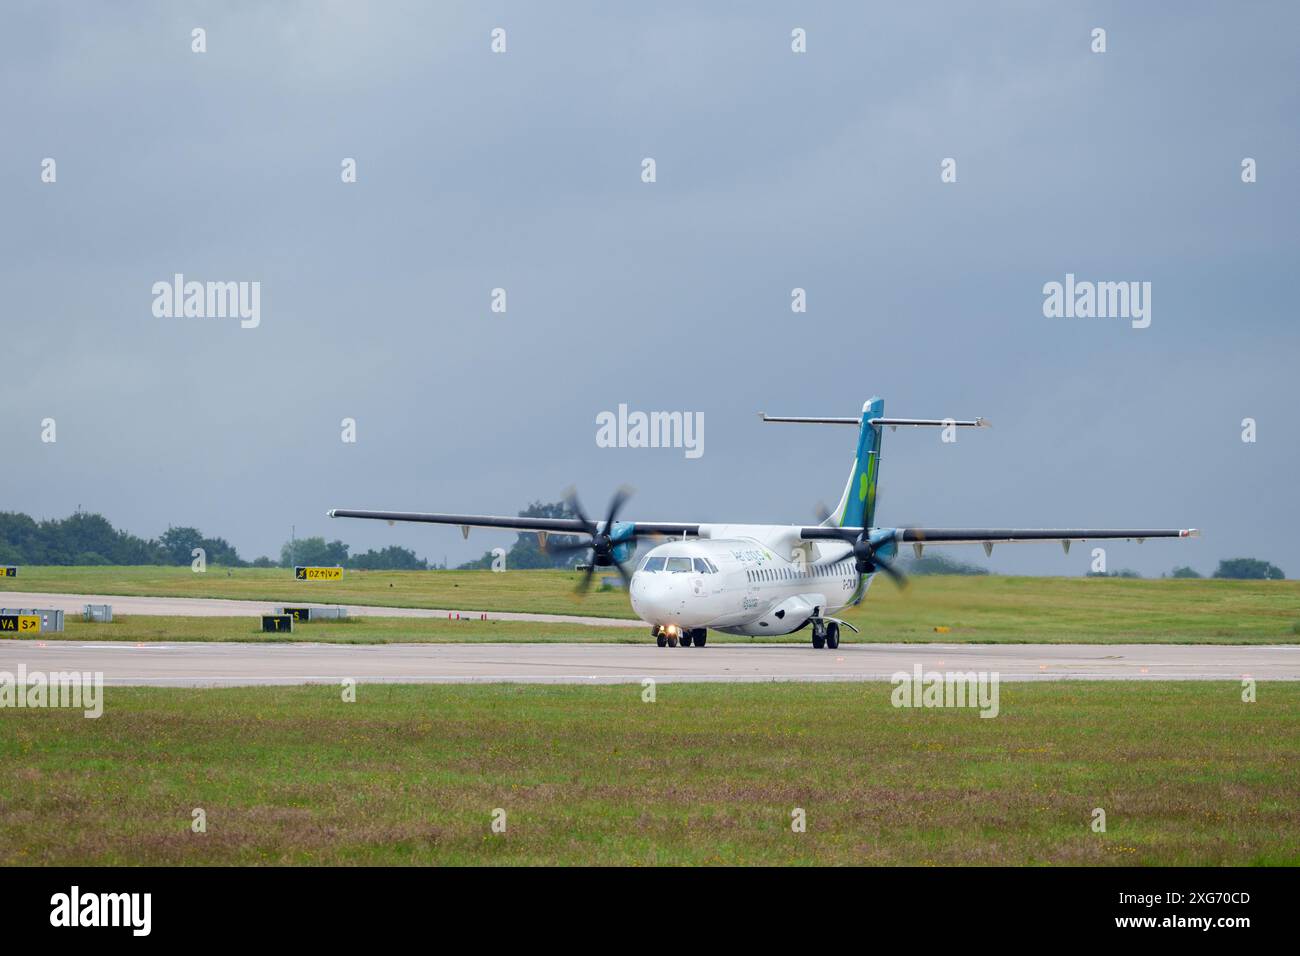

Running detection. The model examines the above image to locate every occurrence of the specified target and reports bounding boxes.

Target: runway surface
[2,640,1295,686]
[0,590,640,628]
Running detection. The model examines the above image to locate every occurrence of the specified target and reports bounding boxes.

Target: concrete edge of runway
[3,640,1297,687]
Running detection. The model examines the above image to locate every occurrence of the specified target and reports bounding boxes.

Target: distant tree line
[0,512,243,567]
[1096,559,1288,580]
[1166,558,1286,580]
[0,510,434,571]
[280,537,434,571]
[900,552,990,576]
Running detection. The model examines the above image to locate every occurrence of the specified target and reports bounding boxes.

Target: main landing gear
[810,619,840,650]
[653,626,707,647]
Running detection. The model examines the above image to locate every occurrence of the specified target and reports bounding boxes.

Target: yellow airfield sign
[295,566,343,581]
[0,614,41,635]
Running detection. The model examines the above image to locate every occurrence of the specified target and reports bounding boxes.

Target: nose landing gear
[652,626,706,647]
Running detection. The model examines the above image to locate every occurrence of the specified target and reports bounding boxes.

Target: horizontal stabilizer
[870,417,990,429]
[759,414,860,425]
[760,414,989,428]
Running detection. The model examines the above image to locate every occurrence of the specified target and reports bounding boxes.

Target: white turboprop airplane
[330,397,1198,650]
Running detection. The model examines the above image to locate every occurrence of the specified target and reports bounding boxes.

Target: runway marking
[90,674,1289,686]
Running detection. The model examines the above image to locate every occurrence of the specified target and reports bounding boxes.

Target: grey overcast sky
[1,1,1296,576]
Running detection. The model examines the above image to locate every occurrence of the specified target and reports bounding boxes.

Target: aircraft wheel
[812,633,825,649]
[680,631,693,647]
[667,634,679,647]
[692,629,707,647]
[656,633,667,647]
[825,622,840,650]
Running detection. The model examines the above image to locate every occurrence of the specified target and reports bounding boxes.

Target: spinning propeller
[812,527,908,605]
[544,487,642,595]
[844,530,907,588]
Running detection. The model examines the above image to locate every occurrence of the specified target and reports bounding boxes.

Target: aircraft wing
[801,525,1199,549]
[328,508,701,539]
[891,528,1199,545]
[331,509,1196,550]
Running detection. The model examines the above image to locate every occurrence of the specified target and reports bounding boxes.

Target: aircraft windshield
[639,555,718,573]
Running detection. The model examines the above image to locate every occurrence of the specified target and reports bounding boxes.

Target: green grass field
[46,616,640,644]
[2,681,1295,865]
[2,565,638,617]
[3,566,1298,643]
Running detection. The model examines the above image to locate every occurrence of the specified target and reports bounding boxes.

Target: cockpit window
[641,556,666,572]
[666,557,693,573]
[692,558,711,574]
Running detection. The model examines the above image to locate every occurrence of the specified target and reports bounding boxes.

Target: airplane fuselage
[628,535,869,637]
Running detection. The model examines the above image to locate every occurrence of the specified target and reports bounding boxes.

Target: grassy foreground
[3,566,1298,643]
[1,681,1295,866]
[2,565,635,618]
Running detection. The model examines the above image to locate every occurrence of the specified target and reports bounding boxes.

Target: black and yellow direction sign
[283,607,310,621]
[0,567,16,577]
[262,614,293,633]
[295,566,343,581]
[0,614,41,635]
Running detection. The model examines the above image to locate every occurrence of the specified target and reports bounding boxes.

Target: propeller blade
[564,487,639,591]
[613,560,634,590]
[875,555,908,589]
[563,487,593,531]
[603,485,633,533]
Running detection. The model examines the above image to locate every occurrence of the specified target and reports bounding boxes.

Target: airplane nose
[630,574,701,625]
[629,574,655,616]
[630,575,680,622]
